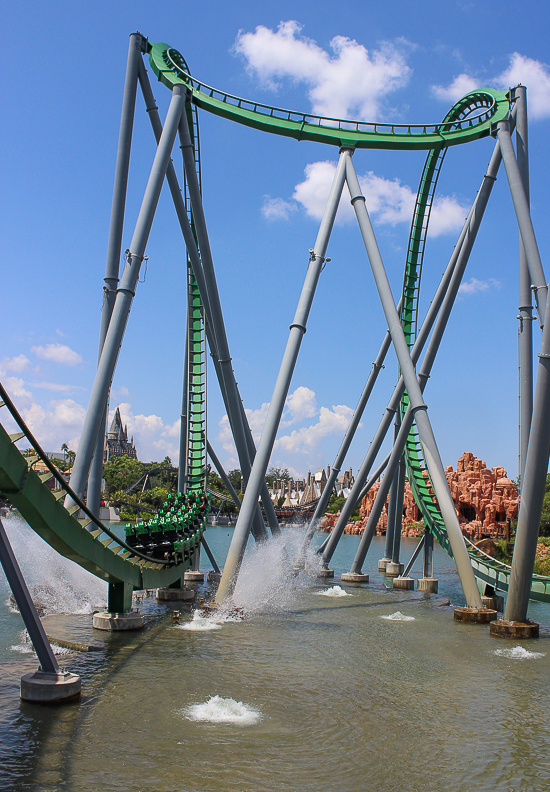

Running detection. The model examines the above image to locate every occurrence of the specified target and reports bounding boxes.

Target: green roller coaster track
[1,37,547,605]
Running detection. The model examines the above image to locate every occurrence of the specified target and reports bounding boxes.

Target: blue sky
[1,0,549,482]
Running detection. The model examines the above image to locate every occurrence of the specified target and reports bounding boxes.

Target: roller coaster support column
[389,449,406,574]
[497,240,550,635]
[0,517,81,702]
[417,530,438,592]
[87,32,146,518]
[322,169,478,567]
[496,119,547,326]
[178,104,274,539]
[515,87,533,487]
[207,441,242,509]
[345,152,483,609]
[215,150,348,603]
[380,418,401,573]
[68,85,185,505]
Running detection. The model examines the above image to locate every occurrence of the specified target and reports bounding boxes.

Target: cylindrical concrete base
[393,576,414,590]
[378,557,391,571]
[489,618,539,639]
[156,587,195,601]
[453,607,497,624]
[317,568,335,578]
[20,670,81,703]
[184,571,204,583]
[417,577,438,593]
[385,562,404,577]
[92,610,144,631]
[341,572,370,583]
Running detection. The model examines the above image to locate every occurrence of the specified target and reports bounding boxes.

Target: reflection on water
[1,518,550,791]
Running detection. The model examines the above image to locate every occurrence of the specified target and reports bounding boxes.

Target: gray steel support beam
[497,120,547,326]
[68,86,186,503]
[0,517,59,674]
[201,536,220,573]
[321,181,476,564]
[345,140,502,580]
[207,440,242,509]
[504,214,550,622]
[344,152,482,607]
[215,150,349,603]
[87,33,145,516]
[136,65,267,541]
[423,529,434,579]
[384,418,401,560]
[391,452,406,564]
[515,87,533,487]
[402,533,425,578]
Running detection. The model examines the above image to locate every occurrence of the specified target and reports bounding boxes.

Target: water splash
[494,645,546,660]
[10,629,72,656]
[175,611,223,632]
[315,585,352,598]
[183,695,262,725]
[381,611,416,621]
[229,528,324,616]
[1,512,107,615]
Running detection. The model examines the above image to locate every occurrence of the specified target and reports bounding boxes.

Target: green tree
[61,443,76,468]
[539,474,550,537]
[228,469,242,494]
[103,455,145,496]
[265,467,291,486]
[325,494,360,521]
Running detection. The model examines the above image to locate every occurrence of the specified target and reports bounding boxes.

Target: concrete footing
[482,594,504,612]
[156,587,195,601]
[341,572,369,583]
[378,557,391,571]
[393,576,414,590]
[417,577,438,593]
[184,570,204,583]
[20,670,81,703]
[385,562,404,577]
[317,568,334,578]
[489,618,539,639]
[92,610,144,631]
[453,607,497,624]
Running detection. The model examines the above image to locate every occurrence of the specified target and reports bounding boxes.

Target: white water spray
[381,611,416,621]
[182,695,262,725]
[315,585,352,598]
[1,512,107,615]
[494,645,545,660]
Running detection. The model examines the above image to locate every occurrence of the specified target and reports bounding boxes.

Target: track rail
[147,42,510,151]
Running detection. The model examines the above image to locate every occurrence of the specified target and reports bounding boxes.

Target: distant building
[104,407,137,462]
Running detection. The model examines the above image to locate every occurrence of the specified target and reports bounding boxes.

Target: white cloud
[29,381,86,393]
[290,160,468,236]
[458,277,501,295]
[31,343,83,366]
[275,404,354,455]
[432,73,479,102]
[261,196,297,221]
[496,53,550,120]
[432,53,550,120]
[217,387,353,472]
[235,21,411,120]
[0,354,31,374]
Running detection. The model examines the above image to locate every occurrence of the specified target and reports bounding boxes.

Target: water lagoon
[1,515,549,791]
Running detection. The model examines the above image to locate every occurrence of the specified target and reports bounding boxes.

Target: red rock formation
[320,451,519,540]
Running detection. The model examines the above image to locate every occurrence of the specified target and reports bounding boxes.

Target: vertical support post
[391,452,406,564]
[496,120,547,325]
[383,418,401,563]
[215,149,349,603]
[87,33,145,516]
[515,87,533,488]
[345,152,482,608]
[504,246,550,623]
[68,86,185,503]
[423,529,434,579]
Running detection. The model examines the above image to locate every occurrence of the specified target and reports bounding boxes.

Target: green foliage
[51,456,71,472]
[539,474,550,537]
[265,466,291,486]
[103,456,146,496]
[495,538,512,563]
[207,471,237,513]
[325,494,359,521]
[534,557,550,576]
[228,469,242,493]
[61,443,76,468]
